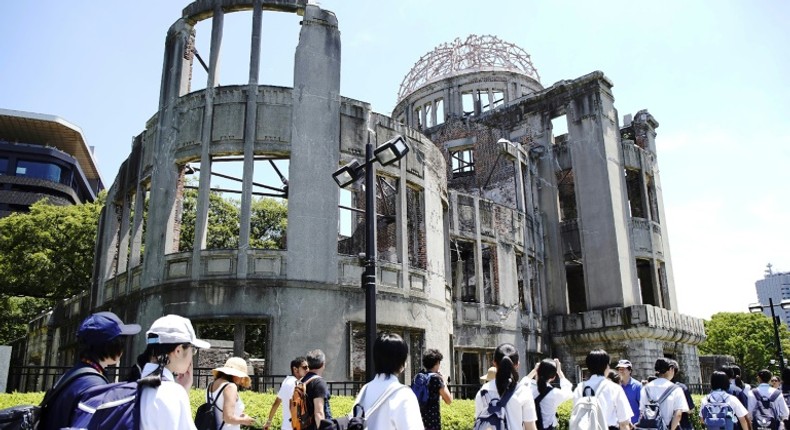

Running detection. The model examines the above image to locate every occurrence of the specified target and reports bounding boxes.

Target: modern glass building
[0,108,104,216]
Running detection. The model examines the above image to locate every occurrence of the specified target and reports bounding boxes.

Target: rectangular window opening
[566,263,587,313]
[451,241,476,302]
[556,169,577,221]
[377,175,399,264]
[435,99,445,125]
[625,169,646,218]
[451,149,475,176]
[407,186,426,269]
[637,259,658,306]
[482,245,497,305]
[551,115,569,141]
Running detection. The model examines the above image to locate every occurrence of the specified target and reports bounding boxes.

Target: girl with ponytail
[138,314,211,430]
[520,359,573,430]
[474,343,538,430]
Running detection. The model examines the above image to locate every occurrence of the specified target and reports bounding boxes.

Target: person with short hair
[415,348,452,430]
[699,371,749,429]
[264,357,307,430]
[572,349,632,430]
[638,358,689,430]
[138,314,211,430]
[350,333,424,429]
[39,311,141,430]
[748,369,789,424]
[475,343,538,430]
[301,349,332,430]
[615,359,641,424]
[521,358,572,430]
[209,357,256,430]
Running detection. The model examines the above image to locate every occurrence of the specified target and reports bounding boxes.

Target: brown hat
[480,366,497,383]
[213,357,252,388]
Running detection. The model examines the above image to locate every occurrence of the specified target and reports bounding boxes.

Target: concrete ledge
[551,304,706,346]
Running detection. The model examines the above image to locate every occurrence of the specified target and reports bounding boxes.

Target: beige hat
[480,366,497,382]
[213,357,251,388]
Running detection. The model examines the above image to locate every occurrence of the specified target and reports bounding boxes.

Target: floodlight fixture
[374,135,409,166]
[332,159,361,188]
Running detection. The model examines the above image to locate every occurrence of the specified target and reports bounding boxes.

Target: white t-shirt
[700,390,749,418]
[139,363,196,430]
[353,374,424,430]
[521,376,573,427]
[639,378,689,427]
[748,384,790,420]
[212,382,245,430]
[475,380,538,427]
[573,375,633,427]
[277,375,298,430]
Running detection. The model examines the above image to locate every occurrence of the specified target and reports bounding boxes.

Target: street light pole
[332,134,409,383]
[769,297,785,370]
[363,140,377,383]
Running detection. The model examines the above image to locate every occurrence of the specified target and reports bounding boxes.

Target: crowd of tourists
[12,310,790,430]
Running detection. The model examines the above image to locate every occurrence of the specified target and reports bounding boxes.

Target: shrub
[0,390,708,430]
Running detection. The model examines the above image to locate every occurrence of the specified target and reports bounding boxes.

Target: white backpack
[569,379,609,430]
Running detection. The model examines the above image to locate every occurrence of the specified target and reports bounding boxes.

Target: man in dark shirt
[417,348,453,430]
[39,311,141,430]
[302,349,332,430]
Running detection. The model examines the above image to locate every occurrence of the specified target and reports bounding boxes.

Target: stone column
[566,76,637,309]
[286,5,341,283]
[530,113,567,315]
[143,19,194,287]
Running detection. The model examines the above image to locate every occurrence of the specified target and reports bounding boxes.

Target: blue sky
[1,1,788,320]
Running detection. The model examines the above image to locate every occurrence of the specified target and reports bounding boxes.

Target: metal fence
[8,365,708,399]
[6,366,367,398]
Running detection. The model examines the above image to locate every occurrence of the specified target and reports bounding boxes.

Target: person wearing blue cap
[38,311,141,430]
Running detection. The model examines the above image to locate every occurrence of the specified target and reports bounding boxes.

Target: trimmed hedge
[0,390,707,430]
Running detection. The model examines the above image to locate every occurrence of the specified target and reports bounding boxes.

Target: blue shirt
[40,363,108,430]
[622,377,642,423]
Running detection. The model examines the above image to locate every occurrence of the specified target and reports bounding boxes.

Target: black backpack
[195,382,230,430]
[0,366,105,430]
[534,387,555,430]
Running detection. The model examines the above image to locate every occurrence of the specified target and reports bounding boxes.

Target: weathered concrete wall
[286,4,341,284]
[550,304,705,383]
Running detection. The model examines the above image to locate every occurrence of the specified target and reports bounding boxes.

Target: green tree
[250,197,287,249]
[179,190,287,251]
[179,189,240,251]
[699,312,790,381]
[0,196,104,344]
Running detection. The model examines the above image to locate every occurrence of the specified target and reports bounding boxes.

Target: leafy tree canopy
[699,311,790,381]
[0,196,104,344]
[0,196,104,299]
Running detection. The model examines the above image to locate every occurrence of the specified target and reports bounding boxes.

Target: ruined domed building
[21,0,704,388]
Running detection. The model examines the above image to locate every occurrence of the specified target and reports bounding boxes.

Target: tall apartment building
[20,0,704,387]
[755,265,790,327]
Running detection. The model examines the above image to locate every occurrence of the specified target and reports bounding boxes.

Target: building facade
[0,109,103,217]
[22,0,704,387]
[755,266,790,327]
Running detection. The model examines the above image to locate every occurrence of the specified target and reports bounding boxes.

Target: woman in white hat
[138,314,211,430]
[210,357,256,429]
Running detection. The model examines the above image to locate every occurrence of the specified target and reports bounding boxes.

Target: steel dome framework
[397,34,541,102]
